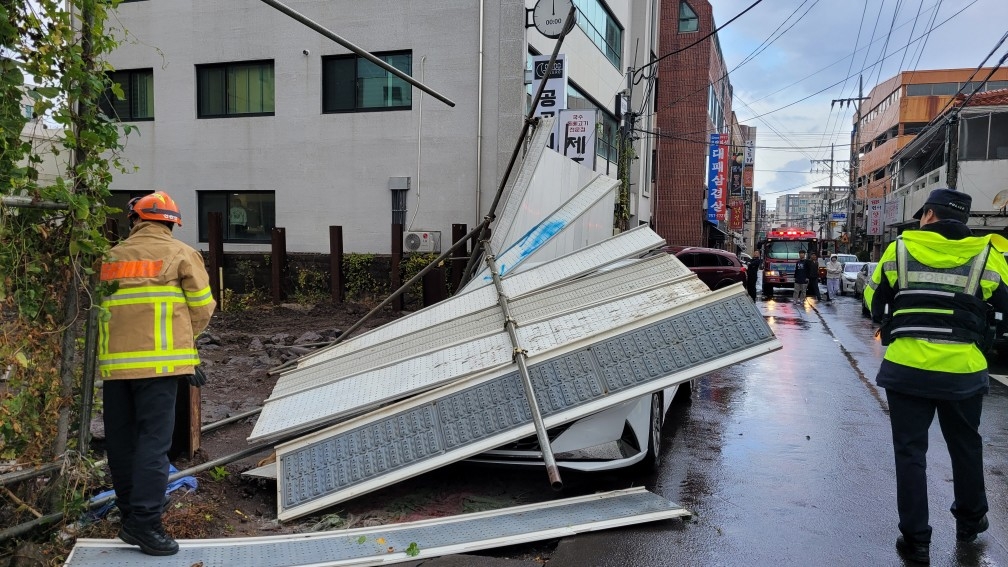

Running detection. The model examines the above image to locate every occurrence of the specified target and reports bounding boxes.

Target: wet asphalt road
[544,287,1008,567]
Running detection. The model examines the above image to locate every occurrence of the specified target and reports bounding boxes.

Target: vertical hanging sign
[559,109,597,168]
[707,134,727,221]
[867,197,884,235]
[532,54,567,149]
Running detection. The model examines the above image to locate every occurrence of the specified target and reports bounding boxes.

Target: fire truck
[759,228,819,298]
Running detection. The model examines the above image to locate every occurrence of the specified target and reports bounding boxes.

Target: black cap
[912,188,971,219]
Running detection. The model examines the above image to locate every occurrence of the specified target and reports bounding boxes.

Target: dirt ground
[65,300,564,563]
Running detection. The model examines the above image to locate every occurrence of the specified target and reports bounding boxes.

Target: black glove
[187,366,208,387]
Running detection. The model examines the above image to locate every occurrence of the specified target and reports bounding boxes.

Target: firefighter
[864,188,1008,564]
[99,191,216,556]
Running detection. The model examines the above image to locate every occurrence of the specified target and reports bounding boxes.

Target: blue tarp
[86,464,198,521]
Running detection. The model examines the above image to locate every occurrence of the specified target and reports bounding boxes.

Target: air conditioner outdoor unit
[403,231,441,253]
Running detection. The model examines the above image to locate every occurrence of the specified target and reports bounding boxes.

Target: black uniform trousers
[885,389,987,543]
[103,376,178,529]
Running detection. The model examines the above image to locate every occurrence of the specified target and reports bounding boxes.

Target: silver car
[840,262,867,295]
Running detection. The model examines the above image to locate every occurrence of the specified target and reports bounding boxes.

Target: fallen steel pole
[0,195,69,210]
[0,461,62,488]
[200,406,263,433]
[483,241,562,490]
[256,0,455,108]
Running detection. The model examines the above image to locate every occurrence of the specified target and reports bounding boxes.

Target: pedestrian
[99,191,216,556]
[864,188,1008,565]
[808,252,822,300]
[745,249,762,301]
[792,249,811,305]
[825,254,843,302]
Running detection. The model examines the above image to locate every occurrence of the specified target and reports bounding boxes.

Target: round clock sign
[533,0,574,39]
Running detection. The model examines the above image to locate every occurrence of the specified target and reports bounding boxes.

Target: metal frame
[275,286,779,520]
[65,488,687,567]
[250,259,707,444]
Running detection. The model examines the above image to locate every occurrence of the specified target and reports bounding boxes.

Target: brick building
[654,0,733,248]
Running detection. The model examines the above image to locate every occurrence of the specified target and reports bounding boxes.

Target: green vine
[343,253,385,301]
[0,0,129,504]
[613,133,635,232]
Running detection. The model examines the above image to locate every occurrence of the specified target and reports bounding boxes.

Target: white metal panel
[275,286,779,520]
[465,174,619,288]
[268,255,689,401]
[250,271,711,443]
[490,116,556,255]
[65,488,688,567]
[290,225,664,370]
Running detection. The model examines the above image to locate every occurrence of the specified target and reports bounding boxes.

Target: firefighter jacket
[864,220,1008,399]
[98,221,216,380]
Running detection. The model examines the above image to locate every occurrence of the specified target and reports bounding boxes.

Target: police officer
[100,192,216,556]
[864,188,1008,564]
[745,249,762,301]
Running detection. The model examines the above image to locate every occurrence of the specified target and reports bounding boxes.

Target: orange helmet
[129,191,182,227]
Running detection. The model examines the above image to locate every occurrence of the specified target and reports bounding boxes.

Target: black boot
[957,515,989,543]
[896,535,930,564]
[119,522,179,556]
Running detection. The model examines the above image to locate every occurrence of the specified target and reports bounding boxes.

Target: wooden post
[391,224,403,312]
[329,226,344,303]
[207,212,224,309]
[422,266,447,307]
[271,227,287,304]
[169,379,200,460]
[450,223,466,294]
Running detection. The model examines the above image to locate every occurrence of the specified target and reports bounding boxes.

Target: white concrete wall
[107,0,524,253]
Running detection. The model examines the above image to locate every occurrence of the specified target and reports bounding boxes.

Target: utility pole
[831,75,869,254]
[945,114,961,190]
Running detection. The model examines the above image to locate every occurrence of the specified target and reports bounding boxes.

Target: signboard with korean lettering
[730,162,743,197]
[532,54,567,149]
[729,197,745,231]
[559,109,597,169]
[707,134,727,222]
[867,197,884,235]
[884,195,903,227]
[744,139,755,165]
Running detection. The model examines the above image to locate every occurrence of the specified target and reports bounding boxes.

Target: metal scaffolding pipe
[0,195,69,210]
[483,242,562,490]
[256,0,455,108]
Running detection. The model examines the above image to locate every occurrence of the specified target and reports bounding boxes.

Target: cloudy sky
[709,0,1007,209]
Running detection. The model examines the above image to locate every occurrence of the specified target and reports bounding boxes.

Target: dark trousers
[746,277,758,301]
[885,389,987,543]
[103,376,178,528]
[809,279,821,299]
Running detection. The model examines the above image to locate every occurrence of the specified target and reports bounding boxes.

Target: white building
[103,0,658,253]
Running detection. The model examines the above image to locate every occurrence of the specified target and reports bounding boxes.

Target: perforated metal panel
[250,274,712,444]
[277,291,777,519]
[269,255,688,401]
[65,488,687,567]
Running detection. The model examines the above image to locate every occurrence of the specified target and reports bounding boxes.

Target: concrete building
[102,1,659,254]
[653,0,739,249]
[851,68,1008,247]
[887,88,1008,241]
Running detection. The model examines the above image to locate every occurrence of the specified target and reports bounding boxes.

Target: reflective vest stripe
[892,308,954,316]
[100,260,164,281]
[100,349,199,361]
[185,286,214,307]
[893,326,954,335]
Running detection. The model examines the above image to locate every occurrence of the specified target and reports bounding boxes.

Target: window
[902,122,928,135]
[108,191,154,241]
[197,191,276,243]
[100,69,154,121]
[197,61,274,118]
[960,114,991,161]
[572,0,623,69]
[989,112,1008,159]
[679,2,699,33]
[323,51,412,113]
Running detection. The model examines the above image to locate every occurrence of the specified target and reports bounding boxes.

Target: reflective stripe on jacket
[864,230,1008,376]
[98,222,216,380]
[886,238,990,345]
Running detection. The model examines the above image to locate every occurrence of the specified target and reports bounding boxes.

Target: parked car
[472,382,692,472]
[663,246,747,291]
[840,261,867,295]
[854,262,878,298]
[818,253,858,280]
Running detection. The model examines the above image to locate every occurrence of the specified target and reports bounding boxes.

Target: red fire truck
[759,228,819,298]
